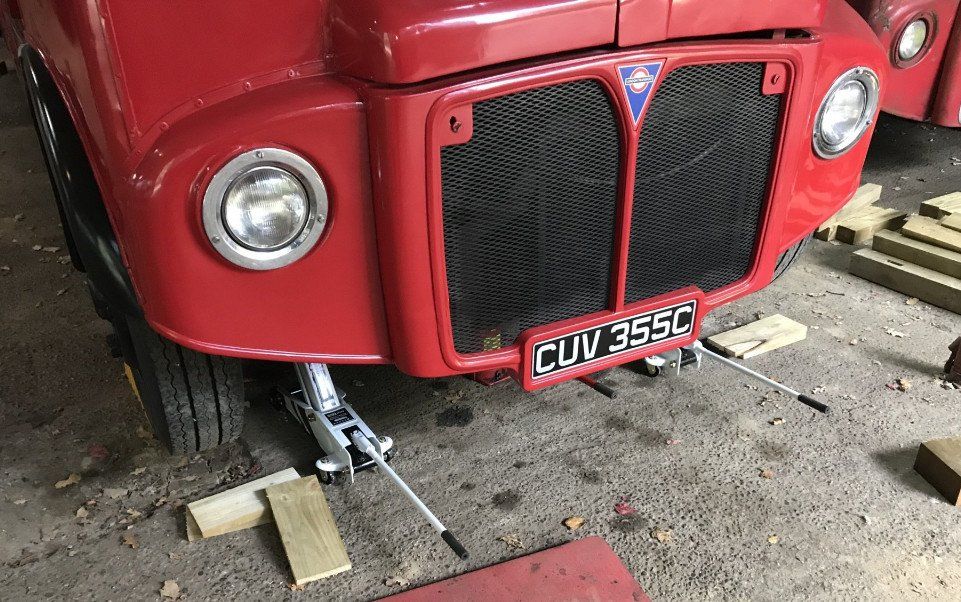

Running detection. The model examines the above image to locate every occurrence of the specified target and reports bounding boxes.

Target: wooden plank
[849,249,961,314]
[834,206,906,244]
[186,509,203,542]
[941,213,961,233]
[914,437,961,505]
[901,215,961,253]
[872,230,961,279]
[266,476,351,585]
[187,467,300,539]
[919,192,961,219]
[706,314,807,359]
[815,183,883,241]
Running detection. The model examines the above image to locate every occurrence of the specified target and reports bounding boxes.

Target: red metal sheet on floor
[381,536,648,601]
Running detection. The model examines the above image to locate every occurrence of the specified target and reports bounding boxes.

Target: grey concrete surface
[2,62,961,601]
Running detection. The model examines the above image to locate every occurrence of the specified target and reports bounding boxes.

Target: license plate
[530,300,697,380]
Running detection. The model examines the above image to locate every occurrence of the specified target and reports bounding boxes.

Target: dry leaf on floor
[563,516,585,531]
[103,488,128,500]
[759,469,775,479]
[288,583,306,592]
[496,533,526,550]
[130,467,147,475]
[665,439,682,445]
[126,508,143,518]
[767,534,779,544]
[885,328,906,338]
[75,507,89,519]
[55,473,81,489]
[385,576,410,588]
[13,499,27,505]
[160,579,180,599]
[651,528,672,543]
[769,418,785,426]
[87,443,109,461]
[122,533,139,549]
[614,501,637,516]
[905,297,919,305]
[897,378,912,392]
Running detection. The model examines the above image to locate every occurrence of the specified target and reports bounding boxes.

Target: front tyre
[771,235,811,282]
[118,317,246,454]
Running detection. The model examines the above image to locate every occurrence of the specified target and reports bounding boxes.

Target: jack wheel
[642,363,661,378]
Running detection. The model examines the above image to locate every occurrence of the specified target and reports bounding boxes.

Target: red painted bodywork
[847,0,961,125]
[382,536,649,601]
[1,0,886,389]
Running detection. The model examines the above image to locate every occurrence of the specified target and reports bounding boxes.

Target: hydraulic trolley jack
[277,363,469,560]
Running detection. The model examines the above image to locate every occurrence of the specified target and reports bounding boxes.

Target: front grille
[440,80,621,354]
[625,62,781,302]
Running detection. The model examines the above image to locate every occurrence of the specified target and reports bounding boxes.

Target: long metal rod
[350,431,469,560]
[693,341,830,414]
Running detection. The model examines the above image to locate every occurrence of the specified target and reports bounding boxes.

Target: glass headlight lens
[820,81,867,147]
[222,167,309,251]
[813,67,879,159]
[898,19,928,61]
[203,148,328,270]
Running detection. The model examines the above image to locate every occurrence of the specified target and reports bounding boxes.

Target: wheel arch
[18,43,142,318]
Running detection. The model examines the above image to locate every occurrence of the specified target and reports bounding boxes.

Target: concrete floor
[2,63,961,601]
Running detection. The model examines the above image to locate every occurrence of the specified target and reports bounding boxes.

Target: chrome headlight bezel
[202,148,328,270]
[812,67,880,159]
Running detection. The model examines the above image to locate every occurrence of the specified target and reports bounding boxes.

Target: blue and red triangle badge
[617,61,664,126]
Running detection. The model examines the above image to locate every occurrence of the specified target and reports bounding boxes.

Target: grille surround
[435,60,784,359]
[440,80,622,355]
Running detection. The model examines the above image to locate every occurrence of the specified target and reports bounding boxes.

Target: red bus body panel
[848,0,961,126]
[0,0,886,388]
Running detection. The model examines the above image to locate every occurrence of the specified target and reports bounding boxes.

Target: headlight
[813,67,879,159]
[897,19,929,62]
[203,148,328,270]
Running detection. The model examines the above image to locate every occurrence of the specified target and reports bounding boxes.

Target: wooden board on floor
[266,476,350,585]
[849,249,961,314]
[901,215,961,253]
[815,183,882,241]
[705,314,807,359]
[919,192,961,219]
[872,230,961,279]
[834,206,906,244]
[187,467,300,540]
[941,213,961,233]
[914,437,961,505]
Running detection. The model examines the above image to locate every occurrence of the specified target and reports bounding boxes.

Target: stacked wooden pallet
[815,183,907,244]
[850,193,961,314]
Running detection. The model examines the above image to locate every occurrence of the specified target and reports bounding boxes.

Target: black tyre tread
[128,319,244,454]
[772,235,811,282]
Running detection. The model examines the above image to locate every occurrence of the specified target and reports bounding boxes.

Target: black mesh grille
[625,62,781,303]
[440,80,621,354]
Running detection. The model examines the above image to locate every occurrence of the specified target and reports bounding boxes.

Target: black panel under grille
[440,80,621,354]
[625,62,781,303]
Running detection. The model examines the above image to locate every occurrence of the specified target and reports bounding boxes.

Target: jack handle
[350,431,469,560]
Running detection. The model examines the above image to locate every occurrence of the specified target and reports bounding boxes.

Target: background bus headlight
[898,19,929,62]
[813,67,879,159]
[203,148,328,270]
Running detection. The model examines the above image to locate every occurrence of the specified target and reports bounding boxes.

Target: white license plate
[530,300,697,379]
